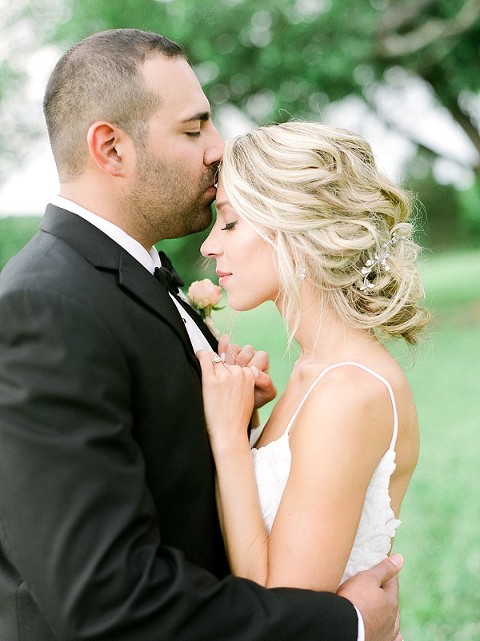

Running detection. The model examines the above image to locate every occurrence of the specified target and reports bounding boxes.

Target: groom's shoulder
[0,229,49,285]
[0,225,98,302]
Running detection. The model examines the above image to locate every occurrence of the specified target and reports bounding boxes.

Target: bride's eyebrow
[215,200,228,210]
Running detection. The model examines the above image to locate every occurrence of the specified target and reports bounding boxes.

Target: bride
[197,121,430,591]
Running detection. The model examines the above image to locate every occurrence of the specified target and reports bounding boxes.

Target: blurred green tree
[43,0,480,174]
[1,0,479,266]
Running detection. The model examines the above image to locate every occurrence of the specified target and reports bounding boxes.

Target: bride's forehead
[214,186,234,214]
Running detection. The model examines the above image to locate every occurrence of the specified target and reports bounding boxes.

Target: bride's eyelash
[221,221,237,231]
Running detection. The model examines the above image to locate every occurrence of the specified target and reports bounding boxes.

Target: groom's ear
[86,121,131,178]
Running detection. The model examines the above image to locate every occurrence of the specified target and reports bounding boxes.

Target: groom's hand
[218,334,277,409]
[337,554,404,641]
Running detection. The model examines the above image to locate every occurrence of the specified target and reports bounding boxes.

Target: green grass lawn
[213,249,480,640]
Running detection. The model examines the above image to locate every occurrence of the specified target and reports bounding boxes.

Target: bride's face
[200,179,279,311]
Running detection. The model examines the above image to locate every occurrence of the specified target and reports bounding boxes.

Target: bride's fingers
[197,351,256,387]
[217,334,230,358]
[231,344,255,366]
[217,341,269,378]
[247,349,269,373]
[196,349,226,374]
[223,342,241,365]
[197,350,256,396]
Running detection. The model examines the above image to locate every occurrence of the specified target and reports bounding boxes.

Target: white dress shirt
[355,607,365,641]
[49,196,365,641]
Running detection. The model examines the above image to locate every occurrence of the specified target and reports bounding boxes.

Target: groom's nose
[204,125,224,167]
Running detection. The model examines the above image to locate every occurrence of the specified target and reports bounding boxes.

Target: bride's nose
[200,232,222,258]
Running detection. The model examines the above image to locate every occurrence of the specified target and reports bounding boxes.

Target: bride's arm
[197,350,280,585]
[196,350,270,582]
[197,353,395,590]
[264,367,395,591]
[213,438,270,583]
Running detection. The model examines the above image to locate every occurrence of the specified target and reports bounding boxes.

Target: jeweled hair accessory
[359,232,400,291]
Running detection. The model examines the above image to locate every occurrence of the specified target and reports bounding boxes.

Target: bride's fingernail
[250,365,259,378]
[389,553,404,568]
[220,352,226,361]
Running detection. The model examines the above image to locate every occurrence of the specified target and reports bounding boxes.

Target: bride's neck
[278,283,377,365]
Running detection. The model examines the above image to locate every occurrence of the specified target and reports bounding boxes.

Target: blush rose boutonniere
[187,279,223,338]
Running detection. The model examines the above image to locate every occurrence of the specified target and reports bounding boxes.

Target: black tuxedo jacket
[0,205,357,641]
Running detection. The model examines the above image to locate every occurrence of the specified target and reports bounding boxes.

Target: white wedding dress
[250,361,401,586]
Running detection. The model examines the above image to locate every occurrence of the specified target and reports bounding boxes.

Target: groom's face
[128,55,224,241]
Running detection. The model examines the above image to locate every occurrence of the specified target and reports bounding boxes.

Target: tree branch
[377,0,480,58]
[419,62,480,160]
[362,89,479,171]
[378,0,438,34]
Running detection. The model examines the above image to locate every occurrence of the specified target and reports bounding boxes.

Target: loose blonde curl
[220,121,430,345]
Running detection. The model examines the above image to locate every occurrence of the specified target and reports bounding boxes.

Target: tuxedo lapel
[41,205,200,372]
[117,253,200,363]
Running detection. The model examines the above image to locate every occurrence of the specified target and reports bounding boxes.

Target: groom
[0,29,402,641]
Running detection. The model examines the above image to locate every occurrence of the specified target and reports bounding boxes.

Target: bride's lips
[216,270,232,287]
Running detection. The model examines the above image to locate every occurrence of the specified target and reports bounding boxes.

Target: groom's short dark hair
[43,29,185,181]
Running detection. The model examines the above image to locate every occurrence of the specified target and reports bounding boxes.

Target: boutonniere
[187,279,223,338]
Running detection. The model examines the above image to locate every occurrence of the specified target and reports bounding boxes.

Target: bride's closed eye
[221,221,238,231]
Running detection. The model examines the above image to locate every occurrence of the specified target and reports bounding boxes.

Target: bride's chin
[226,294,255,313]
[229,301,249,312]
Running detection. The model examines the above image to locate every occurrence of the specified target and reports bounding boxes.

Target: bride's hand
[217,334,277,409]
[196,349,255,450]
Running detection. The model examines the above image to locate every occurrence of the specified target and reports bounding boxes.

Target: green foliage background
[1,1,479,638]
[1,0,480,247]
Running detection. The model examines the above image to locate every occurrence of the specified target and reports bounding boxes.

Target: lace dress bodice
[250,362,401,586]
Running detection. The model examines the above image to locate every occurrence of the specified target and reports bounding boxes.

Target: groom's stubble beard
[126,145,216,242]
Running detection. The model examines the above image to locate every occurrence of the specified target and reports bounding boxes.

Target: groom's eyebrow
[180,111,211,123]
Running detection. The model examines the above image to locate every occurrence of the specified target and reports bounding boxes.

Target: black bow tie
[154,251,184,294]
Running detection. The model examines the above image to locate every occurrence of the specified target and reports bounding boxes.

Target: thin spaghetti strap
[285,361,399,451]
[337,362,398,450]
[284,363,351,435]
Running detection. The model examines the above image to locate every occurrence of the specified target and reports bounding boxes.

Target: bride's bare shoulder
[289,360,405,451]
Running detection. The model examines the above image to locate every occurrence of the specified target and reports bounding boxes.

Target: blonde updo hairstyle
[220,121,430,345]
